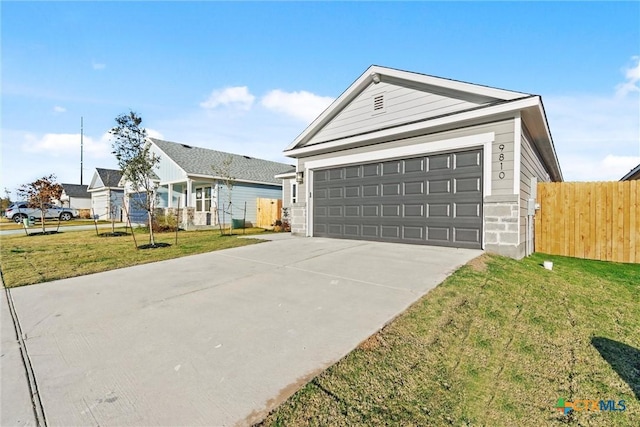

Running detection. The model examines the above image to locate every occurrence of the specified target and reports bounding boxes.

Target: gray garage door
[312,149,483,249]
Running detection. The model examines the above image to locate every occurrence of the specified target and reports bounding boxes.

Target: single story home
[280,65,563,259]
[620,163,640,181]
[145,138,294,227]
[58,183,91,210]
[87,168,124,221]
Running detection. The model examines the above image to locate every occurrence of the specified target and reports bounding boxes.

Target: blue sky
[2,1,639,195]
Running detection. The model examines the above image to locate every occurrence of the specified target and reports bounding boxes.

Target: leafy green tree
[110,111,160,246]
[17,175,63,233]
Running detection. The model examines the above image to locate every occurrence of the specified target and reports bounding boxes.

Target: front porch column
[168,183,173,208]
[186,178,193,207]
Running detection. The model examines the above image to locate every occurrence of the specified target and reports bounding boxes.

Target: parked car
[4,202,79,223]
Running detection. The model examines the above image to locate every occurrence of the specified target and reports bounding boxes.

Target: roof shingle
[150,138,293,185]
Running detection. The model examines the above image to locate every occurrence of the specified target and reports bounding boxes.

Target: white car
[5,202,79,223]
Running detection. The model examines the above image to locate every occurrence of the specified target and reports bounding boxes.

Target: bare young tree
[17,174,63,234]
[110,111,160,246]
[212,155,235,234]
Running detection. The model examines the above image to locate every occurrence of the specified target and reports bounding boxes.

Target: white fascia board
[513,113,522,196]
[377,66,529,101]
[534,101,563,181]
[286,96,540,158]
[274,172,296,179]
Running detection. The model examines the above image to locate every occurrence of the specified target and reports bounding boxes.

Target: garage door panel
[362,225,379,237]
[404,204,424,217]
[382,205,400,217]
[403,226,424,240]
[362,185,379,197]
[427,154,451,171]
[454,151,482,168]
[345,186,360,197]
[363,164,380,177]
[404,181,424,195]
[427,203,451,218]
[455,228,481,244]
[455,203,481,218]
[403,158,425,173]
[345,166,360,178]
[454,177,481,193]
[313,149,482,249]
[427,180,451,194]
[328,188,343,198]
[382,183,401,196]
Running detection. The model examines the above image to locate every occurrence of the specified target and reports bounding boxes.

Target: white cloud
[92,61,106,70]
[560,154,640,182]
[53,105,66,113]
[261,90,334,123]
[545,56,640,181]
[146,128,164,139]
[615,56,640,97]
[200,86,255,110]
[22,132,112,159]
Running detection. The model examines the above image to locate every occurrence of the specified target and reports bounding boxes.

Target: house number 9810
[498,144,505,180]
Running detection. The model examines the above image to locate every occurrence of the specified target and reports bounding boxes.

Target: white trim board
[304,132,496,237]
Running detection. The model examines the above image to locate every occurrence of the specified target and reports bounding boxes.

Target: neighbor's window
[195,186,212,212]
[291,181,297,204]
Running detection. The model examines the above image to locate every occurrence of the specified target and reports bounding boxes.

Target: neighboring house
[58,184,91,210]
[280,65,563,259]
[620,163,640,181]
[87,168,124,221]
[143,138,294,227]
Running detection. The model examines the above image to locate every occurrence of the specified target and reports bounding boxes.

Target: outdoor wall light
[296,171,304,184]
[371,73,381,84]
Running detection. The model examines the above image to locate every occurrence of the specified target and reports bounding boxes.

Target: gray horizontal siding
[519,127,552,246]
[308,81,486,145]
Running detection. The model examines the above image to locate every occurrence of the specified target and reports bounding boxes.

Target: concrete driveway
[2,235,481,426]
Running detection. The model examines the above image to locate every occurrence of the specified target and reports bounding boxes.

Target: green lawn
[259,253,639,426]
[0,227,267,287]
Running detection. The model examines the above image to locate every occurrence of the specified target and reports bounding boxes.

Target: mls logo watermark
[555,398,627,415]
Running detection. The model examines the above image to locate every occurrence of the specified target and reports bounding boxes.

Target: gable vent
[373,94,384,111]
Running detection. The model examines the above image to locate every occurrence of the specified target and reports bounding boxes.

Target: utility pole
[80,116,84,185]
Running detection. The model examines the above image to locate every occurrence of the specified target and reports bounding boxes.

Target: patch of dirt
[98,232,129,237]
[138,242,171,250]
[466,254,490,272]
[358,333,387,351]
[27,231,61,236]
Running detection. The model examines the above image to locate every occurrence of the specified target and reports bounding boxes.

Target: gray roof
[96,168,123,188]
[620,163,640,181]
[61,184,90,198]
[150,138,294,185]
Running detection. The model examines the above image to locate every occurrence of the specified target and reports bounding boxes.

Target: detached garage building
[282,66,563,259]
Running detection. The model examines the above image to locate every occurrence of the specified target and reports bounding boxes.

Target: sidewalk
[1,285,37,426]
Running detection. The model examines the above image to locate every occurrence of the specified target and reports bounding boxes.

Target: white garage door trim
[304,132,495,243]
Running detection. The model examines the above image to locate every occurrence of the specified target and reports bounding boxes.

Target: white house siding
[150,145,187,182]
[218,182,282,226]
[307,81,490,146]
[91,190,124,220]
[519,127,552,254]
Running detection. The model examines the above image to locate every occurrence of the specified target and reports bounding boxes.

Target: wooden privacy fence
[256,198,282,228]
[535,181,639,263]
